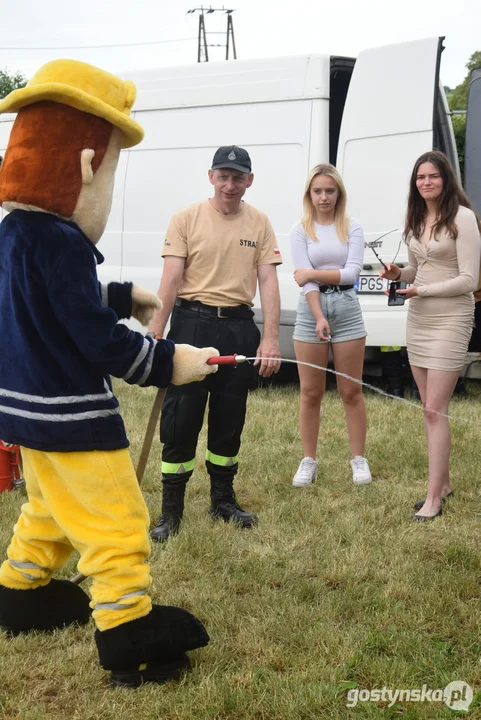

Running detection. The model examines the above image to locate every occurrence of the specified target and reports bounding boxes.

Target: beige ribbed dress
[399,206,481,371]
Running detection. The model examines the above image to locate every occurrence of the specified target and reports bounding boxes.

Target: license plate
[355,276,389,294]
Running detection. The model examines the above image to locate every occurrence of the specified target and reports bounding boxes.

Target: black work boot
[411,379,421,401]
[381,349,404,398]
[208,466,257,528]
[150,473,189,543]
[387,379,404,398]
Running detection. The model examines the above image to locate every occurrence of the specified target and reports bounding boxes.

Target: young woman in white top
[290,163,371,487]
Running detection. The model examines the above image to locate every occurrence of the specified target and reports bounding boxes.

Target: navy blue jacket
[0,210,174,451]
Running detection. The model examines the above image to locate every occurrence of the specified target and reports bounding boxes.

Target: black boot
[208,465,257,528]
[150,473,189,543]
[411,380,421,401]
[95,604,209,688]
[386,382,404,398]
[0,579,91,636]
[380,349,404,398]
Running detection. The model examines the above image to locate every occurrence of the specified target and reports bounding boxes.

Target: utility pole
[187,7,237,63]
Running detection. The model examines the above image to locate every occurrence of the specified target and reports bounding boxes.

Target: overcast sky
[1,0,477,89]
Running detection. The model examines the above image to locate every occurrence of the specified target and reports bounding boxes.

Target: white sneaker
[292,457,318,487]
[350,456,372,485]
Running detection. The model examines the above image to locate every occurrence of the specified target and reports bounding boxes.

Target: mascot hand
[171,345,219,385]
[131,285,163,326]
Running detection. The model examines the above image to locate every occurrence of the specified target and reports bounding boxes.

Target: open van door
[465,67,481,216]
[336,37,446,348]
[337,37,445,244]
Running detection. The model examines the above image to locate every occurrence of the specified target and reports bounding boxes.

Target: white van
[1,37,478,362]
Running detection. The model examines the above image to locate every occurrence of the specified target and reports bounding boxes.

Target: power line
[187,7,236,62]
[0,37,197,51]
[187,6,235,13]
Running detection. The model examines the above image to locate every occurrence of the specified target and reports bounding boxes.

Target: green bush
[451,114,466,182]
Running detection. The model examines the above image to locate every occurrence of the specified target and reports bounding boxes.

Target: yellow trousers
[0,447,152,631]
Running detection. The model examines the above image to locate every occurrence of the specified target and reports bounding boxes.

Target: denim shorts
[293,288,367,344]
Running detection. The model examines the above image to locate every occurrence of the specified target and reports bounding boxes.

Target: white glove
[131,285,163,326]
[171,345,220,385]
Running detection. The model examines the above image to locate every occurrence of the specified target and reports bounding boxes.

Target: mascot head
[0,59,144,243]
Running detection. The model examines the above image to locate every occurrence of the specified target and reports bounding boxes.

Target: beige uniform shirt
[162,200,282,307]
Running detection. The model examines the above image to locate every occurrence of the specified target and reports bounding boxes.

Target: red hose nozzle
[207,354,247,365]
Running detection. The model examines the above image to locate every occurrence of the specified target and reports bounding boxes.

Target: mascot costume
[0,59,219,687]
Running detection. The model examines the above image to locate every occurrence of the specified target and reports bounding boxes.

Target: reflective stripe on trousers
[0,447,152,632]
[160,305,260,474]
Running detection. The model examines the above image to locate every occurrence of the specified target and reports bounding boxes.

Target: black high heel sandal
[413,491,453,511]
[412,506,443,522]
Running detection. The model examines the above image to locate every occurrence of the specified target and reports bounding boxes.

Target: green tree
[451,114,466,180]
[449,50,481,110]
[447,51,481,182]
[0,68,27,99]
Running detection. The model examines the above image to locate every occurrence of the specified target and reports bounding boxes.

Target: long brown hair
[404,150,481,241]
[302,163,350,243]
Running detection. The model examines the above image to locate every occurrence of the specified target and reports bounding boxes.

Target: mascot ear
[80,149,95,185]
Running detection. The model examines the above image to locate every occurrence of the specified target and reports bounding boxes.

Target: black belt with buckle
[318,284,354,294]
[174,297,254,319]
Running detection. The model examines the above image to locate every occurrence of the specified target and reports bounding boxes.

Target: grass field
[1,376,481,719]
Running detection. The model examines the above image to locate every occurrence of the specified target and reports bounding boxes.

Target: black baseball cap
[211,145,252,173]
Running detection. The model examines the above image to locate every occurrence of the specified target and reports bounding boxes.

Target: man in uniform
[149,145,282,541]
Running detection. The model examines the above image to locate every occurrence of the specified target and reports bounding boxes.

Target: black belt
[174,297,253,319]
[318,284,354,293]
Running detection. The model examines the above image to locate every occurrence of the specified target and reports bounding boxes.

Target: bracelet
[393,269,402,281]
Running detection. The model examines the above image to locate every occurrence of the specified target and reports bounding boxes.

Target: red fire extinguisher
[0,442,24,492]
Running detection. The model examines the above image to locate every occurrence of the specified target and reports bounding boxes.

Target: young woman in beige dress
[381,151,481,521]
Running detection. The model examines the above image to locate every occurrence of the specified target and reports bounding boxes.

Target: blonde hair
[301,163,350,243]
